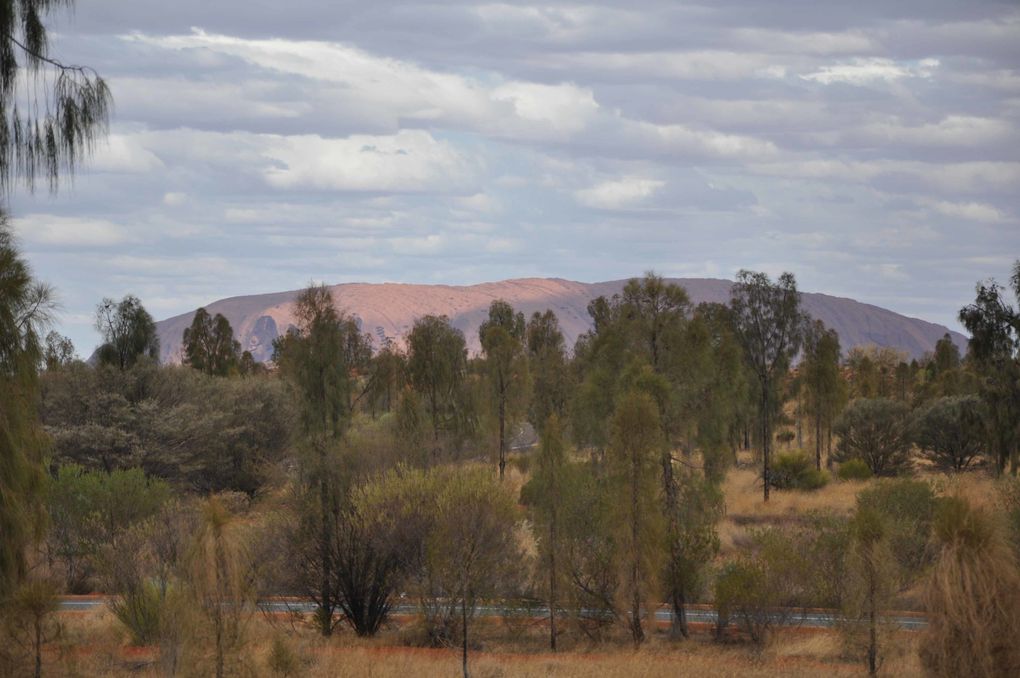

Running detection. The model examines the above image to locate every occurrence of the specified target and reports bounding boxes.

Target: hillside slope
[155,277,967,363]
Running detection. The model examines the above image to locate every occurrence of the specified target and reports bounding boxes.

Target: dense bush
[837,459,873,481]
[833,398,913,476]
[770,451,828,491]
[856,479,936,584]
[40,364,295,494]
[47,465,170,593]
[912,396,986,471]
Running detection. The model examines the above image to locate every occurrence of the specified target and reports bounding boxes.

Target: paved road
[58,597,926,630]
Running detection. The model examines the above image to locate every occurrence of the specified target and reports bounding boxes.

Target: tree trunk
[815,411,822,471]
[762,384,771,502]
[461,595,470,678]
[319,472,333,637]
[498,384,506,480]
[549,515,558,651]
[34,616,42,678]
[630,449,644,645]
[867,548,877,677]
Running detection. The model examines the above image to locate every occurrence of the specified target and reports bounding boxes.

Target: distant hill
[154,277,968,364]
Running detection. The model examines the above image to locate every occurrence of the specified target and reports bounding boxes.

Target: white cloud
[163,192,187,206]
[261,130,477,192]
[15,215,132,247]
[575,177,665,210]
[932,200,1008,223]
[801,58,939,85]
[90,134,164,173]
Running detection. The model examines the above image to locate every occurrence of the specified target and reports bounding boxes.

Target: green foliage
[95,295,160,370]
[0,578,61,676]
[41,364,295,494]
[273,284,371,441]
[607,390,666,644]
[406,314,471,445]
[770,451,829,491]
[913,395,987,471]
[729,270,808,501]
[47,464,170,592]
[958,261,1020,475]
[837,458,873,481]
[801,320,846,468]
[526,310,570,433]
[714,539,804,646]
[110,579,164,645]
[479,299,529,478]
[833,398,913,476]
[0,0,112,191]
[0,219,50,600]
[856,479,936,584]
[42,331,76,371]
[183,308,243,376]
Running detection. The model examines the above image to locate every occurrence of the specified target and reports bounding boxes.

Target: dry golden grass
[44,608,911,677]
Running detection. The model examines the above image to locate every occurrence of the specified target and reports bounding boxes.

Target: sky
[8,0,1020,355]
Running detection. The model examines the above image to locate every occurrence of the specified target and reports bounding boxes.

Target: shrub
[837,459,873,481]
[856,479,936,584]
[912,396,986,471]
[110,580,163,645]
[770,451,829,491]
[920,497,1020,676]
[833,398,913,476]
[267,636,301,677]
[714,527,813,644]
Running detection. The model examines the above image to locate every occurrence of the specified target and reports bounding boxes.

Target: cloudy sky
[9,0,1020,354]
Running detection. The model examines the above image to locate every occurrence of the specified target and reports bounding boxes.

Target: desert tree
[958,260,1020,475]
[429,468,520,678]
[841,507,897,677]
[41,330,74,370]
[407,314,470,448]
[526,310,569,434]
[666,472,723,639]
[801,320,846,469]
[729,270,807,501]
[913,395,986,471]
[0,219,51,600]
[607,390,666,644]
[1,0,112,192]
[94,295,160,370]
[478,300,528,479]
[182,308,242,376]
[528,415,568,649]
[185,498,256,678]
[833,398,913,477]
[272,283,371,636]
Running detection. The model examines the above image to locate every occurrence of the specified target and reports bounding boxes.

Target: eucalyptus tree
[958,260,1020,475]
[272,284,372,636]
[1,0,112,191]
[729,270,808,501]
[0,219,51,599]
[183,308,242,376]
[478,299,527,479]
[607,390,666,645]
[529,415,568,650]
[802,320,846,469]
[94,295,160,370]
[526,310,569,433]
[407,314,469,446]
